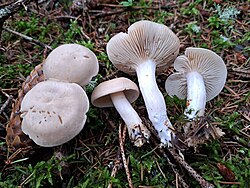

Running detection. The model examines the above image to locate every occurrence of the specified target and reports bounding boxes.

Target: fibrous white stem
[110,91,150,147]
[136,60,174,146]
[184,71,206,120]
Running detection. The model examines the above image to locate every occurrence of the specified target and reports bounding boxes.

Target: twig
[168,148,214,188]
[89,4,176,18]
[97,3,178,9]
[97,3,161,9]
[165,156,189,188]
[2,27,52,50]
[148,127,209,187]
[0,0,32,20]
[107,149,122,188]
[149,137,189,188]
[119,123,134,188]
[232,67,250,78]
[90,9,124,18]
[107,162,118,188]
[219,181,241,185]
[108,163,119,187]
[4,146,32,166]
[0,0,33,37]
[155,160,167,179]
[0,93,13,115]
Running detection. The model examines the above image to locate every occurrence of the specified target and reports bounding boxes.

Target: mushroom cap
[165,47,227,101]
[20,80,89,147]
[106,20,180,74]
[43,44,99,86]
[91,77,139,107]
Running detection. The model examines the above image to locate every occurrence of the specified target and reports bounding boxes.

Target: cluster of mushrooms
[20,44,99,147]
[20,20,227,148]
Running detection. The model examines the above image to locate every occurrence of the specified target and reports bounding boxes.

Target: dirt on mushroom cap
[20,80,89,147]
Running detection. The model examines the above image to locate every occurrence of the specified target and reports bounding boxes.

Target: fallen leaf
[217,163,236,181]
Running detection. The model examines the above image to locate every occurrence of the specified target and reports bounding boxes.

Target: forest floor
[0,0,249,187]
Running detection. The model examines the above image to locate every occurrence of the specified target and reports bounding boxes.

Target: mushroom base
[110,91,150,147]
[129,123,151,147]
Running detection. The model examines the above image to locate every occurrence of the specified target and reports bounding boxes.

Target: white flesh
[136,60,174,146]
[111,91,150,147]
[184,71,206,120]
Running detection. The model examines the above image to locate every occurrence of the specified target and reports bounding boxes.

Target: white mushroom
[43,44,99,86]
[106,20,180,146]
[20,80,89,147]
[91,77,150,147]
[165,47,227,120]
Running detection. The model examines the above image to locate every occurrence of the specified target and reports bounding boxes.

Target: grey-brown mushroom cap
[20,80,89,147]
[91,77,140,108]
[106,20,180,74]
[165,47,227,101]
[43,44,99,86]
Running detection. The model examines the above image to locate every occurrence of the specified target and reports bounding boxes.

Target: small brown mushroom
[91,77,150,147]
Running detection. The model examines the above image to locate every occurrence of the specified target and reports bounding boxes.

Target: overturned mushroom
[165,47,227,120]
[20,80,89,147]
[106,20,180,146]
[91,77,150,147]
[43,44,99,86]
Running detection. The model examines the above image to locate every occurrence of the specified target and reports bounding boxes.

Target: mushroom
[20,80,89,147]
[165,47,227,120]
[43,44,99,86]
[106,20,180,146]
[91,77,150,147]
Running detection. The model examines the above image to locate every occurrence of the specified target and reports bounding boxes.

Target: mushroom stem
[184,71,206,120]
[110,91,150,147]
[136,60,174,145]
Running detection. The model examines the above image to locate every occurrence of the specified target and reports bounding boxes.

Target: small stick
[90,9,124,18]
[97,2,178,9]
[97,4,161,9]
[0,0,32,20]
[107,162,118,188]
[168,148,214,188]
[165,156,189,188]
[148,129,202,188]
[150,137,189,188]
[232,67,250,78]
[119,123,134,188]
[3,27,52,50]
[0,93,13,115]
[4,146,32,166]
[0,0,33,37]
[219,181,241,185]
[107,149,122,188]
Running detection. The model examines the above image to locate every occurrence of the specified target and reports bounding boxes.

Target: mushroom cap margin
[91,77,140,108]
